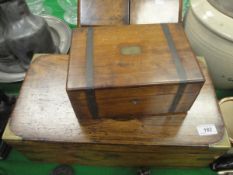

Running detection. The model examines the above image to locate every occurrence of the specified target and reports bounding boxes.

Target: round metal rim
[0,71,26,83]
[43,15,72,54]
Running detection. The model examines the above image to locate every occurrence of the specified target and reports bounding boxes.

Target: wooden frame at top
[78,0,130,27]
[129,0,183,24]
[78,0,183,27]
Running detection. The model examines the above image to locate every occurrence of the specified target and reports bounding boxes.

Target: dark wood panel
[7,140,226,167]
[79,0,130,26]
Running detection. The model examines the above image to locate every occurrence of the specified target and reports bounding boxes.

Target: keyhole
[131,99,140,105]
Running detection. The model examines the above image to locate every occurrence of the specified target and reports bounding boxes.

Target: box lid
[68,24,204,90]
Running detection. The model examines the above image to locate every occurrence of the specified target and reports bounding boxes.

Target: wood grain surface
[79,0,130,26]
[69,24,204,89]
[130,0,182,24]
[67,24,204,118]
[3,55,227,166]
[8,140,227,167]
[78,0,183,26]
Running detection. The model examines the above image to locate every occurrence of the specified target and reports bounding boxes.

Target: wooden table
[3,55,230,167]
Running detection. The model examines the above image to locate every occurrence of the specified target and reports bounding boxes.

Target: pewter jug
[0,0,58,71]
[0,24,24,73]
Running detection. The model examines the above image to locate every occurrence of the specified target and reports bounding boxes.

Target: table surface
[0,0,230,174]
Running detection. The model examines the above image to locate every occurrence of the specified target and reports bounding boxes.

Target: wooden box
[3,55,230,167]
[79,0,130,26]
[67,24,205,119]
[130,0,183,24]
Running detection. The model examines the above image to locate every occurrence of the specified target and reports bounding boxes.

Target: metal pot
[0,25,25,73]
[0,0,58,71]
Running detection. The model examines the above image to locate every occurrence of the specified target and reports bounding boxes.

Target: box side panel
[97,94,175,118]
[173,82,204,113]
[67,28,87,90]
[95,85,177,118]
[68,82,204,119]
[5,140,226,167]
[67,90,93,119]
[94,83,203,118]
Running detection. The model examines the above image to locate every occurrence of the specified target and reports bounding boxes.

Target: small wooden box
[67,24,205,119]
[79,0,130,26]
[3,55,230,167]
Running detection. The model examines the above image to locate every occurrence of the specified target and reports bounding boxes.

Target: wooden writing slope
[3,55,230,167]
